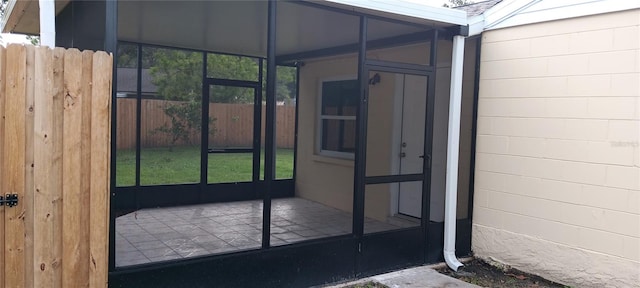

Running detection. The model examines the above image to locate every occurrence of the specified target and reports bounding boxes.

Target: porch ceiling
[1,0,466,57]
[118,1,466,58]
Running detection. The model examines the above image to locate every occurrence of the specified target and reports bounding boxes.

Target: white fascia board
[463,0,539,37]
[482,0,540,30]
[467,14,485,36]
[486,0,640,30]
[321,0,468,26]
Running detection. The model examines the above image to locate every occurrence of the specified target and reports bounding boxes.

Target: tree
[149,49,264,104]
[149,48,204,102]
[208,54,259,103]
[276,66,296,103]
[443,0,474,8]
[145,48,211,149]
[152,100,206,149]
[26,35,39,45]
[117,44,297,103]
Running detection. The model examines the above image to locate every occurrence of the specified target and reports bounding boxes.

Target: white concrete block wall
[473,9,640,288]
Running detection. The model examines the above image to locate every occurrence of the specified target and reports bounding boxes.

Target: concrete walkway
[324,265,480,288]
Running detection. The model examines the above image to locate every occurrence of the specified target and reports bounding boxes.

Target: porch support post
[353,15,368,238]
[443,34,465,271]
[38,0,55,47]
[262,0,277,248]
[106,0,118,271]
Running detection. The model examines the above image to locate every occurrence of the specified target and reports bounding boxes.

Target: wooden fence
[116,99,296,150]
[0,45,112,288]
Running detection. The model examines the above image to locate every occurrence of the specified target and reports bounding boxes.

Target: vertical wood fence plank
[115,98,135,149]
[89,51,112,288]
[51,47,65,288]
[3,44,27,288]
[33,46,55,288]
[0,44,5,288]
[62,49,83,287]
[23,44,36,288]
[79,50,94,286]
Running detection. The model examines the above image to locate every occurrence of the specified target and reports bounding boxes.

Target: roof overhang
[319,0,468,26]
[115,0,467,59]
[1,0,70,34]
[1,0,467,51]
[468,0,640,36]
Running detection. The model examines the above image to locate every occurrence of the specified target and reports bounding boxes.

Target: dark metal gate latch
[0,194,19,207]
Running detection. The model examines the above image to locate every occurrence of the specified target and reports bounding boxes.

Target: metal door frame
[352,19,439,275]
[202,78,262,191]
[355,65,435,275]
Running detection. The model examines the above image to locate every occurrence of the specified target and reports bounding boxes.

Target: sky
[1,33,30,45]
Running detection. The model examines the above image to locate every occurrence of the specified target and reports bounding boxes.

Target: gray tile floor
[116,197,417,267]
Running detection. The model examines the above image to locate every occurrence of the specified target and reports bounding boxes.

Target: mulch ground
[436,259,568,288]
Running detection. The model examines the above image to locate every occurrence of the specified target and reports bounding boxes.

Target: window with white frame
[318,79,359,158]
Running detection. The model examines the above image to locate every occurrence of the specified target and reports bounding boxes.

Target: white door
[397,74,427,218]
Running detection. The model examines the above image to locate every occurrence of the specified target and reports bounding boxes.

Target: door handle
[419,155,424,158]
[400,152,406,158]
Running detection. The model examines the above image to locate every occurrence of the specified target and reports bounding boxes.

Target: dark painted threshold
[109,236,357,288]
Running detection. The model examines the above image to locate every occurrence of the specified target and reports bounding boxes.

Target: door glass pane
[365,71,428,177]
[139,47,202,185]
[208,85,256,184]
[364,182,421,234]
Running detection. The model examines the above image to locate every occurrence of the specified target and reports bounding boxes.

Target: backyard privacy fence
[0,45,112,288]
[116,99,296,150]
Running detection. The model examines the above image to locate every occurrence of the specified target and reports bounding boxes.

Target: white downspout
[443,34,465,272]
[39,0,55,47]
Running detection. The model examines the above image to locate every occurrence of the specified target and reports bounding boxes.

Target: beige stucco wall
[473,9,640,288]
[296,54,358,216]
[295,39,477,223]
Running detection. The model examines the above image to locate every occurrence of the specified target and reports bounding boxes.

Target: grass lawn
[116,146,294,186]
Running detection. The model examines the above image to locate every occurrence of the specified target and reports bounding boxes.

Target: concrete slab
[371,266,479,288]
[324,266,479,288]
